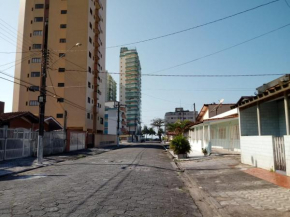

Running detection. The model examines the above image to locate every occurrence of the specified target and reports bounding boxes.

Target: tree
[151,118,164,139]
[142,125,150,140]
[157,128,164,142]
[148,127,156,139]
[166,120,194,136]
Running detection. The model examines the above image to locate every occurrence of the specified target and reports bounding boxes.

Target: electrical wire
[106,0,281,48]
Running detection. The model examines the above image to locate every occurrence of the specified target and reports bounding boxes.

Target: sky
[0,0,290,128]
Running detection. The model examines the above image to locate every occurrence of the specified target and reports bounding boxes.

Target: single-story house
[233,74,290,176]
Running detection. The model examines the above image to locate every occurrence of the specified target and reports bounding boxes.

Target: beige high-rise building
[13,0,107,133]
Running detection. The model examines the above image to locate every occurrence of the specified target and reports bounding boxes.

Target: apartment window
[90,8,93,15]
[61,10,67,14]
[34,17,43,22]
[59,53,65,57]
[33,30,42,36]
[57,98,64,103]
[89,22,92,29]
[58,83,65,87]
[59,38,66,43]
[30,86,39,91]
[58,68,65,72]
[29,100,39,106]
[87,113,90,119]
[89,37,92,44]
[88,97,91,103]
[88,67,91,73]
[32,44,42,49]
[35,4,44,9]
[32,58,41,63]
[100,118,103,125]
[88,82,91,88]
[89,52,92,58]
[57,114,64,118]
[60,24,67,28]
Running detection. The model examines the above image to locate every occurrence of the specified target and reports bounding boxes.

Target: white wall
[240,136,274,171]
[284,136,290,176]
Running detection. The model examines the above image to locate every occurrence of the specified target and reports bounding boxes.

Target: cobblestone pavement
[180,154,290,217]
[0,143,201,217]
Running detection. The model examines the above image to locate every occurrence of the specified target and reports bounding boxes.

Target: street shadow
[0,174,66,181]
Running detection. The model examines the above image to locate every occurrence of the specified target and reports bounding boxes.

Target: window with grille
[32,44,42,49]
[31,72,40,77]
[59,53,65,57]
[35,4,44,9]
[32,58,41,63]
[58,68,65,72]
[58,83,65,87]
[33,30,43,36]
[61,10,67,14]
[34,17,43,22]
[29,100,39,106]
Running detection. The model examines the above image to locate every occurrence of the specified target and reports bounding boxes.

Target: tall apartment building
[13,0,107,133]
[119,47,141,135]
[105,71,117,102]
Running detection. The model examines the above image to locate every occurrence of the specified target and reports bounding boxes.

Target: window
[58,68,65,72]
[57,98,64,103]
[89,22,92,29]
[87,113,90,119]
[57,114,64,118]
[89,37,92,44]
[35,4,44,9]
[90,8,93,15]
[58,83,65,87]
[34,17,43,22]
[100,118,103,125]
[88,97,91,103]
[59,38,66,43]
[60,24,67,28]
[88,82,91,88]
[61,10,67,14]
[32,58,41,63]
[30,86,39,91]
[33,30,42,36]
[59,53,65,57]
[29,100,39,106]
[32,44,42,49]
[88,67,91,73]
[89,52,92,58]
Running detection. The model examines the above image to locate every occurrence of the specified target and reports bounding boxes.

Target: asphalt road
[0,143,201,217]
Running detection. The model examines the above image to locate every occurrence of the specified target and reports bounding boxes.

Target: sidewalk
[0,147,116,177]
[177,150,290,217]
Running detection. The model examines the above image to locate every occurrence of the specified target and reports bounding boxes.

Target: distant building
[105,72,117,102]
[119,47,142,135]
[165,107,198,128]
[104,102,122,135]
[195,104,235,122]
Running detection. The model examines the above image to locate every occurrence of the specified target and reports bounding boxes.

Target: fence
[0,128,66,161]
[273,137,286,171]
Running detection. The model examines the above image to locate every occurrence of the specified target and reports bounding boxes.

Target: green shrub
[170,135,191,155]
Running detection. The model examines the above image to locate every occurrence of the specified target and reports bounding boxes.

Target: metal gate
[70,132,85,151]
[273,137,286,171]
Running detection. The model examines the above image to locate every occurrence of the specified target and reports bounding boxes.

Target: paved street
[0,143,201,217]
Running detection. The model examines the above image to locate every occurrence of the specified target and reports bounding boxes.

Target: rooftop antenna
[210,99,224,115]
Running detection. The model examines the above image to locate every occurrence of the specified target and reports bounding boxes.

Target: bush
[170,135,191,155]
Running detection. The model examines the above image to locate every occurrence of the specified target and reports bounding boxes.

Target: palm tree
[166,120,193,136]
[157,128,164,142]
[151,118,164,138]
[149,128,156,139]
[142,125,149,140]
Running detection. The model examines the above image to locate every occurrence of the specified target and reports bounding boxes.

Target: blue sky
[1,0,290,128]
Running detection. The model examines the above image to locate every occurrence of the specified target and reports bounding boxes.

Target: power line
[106,0,281,48]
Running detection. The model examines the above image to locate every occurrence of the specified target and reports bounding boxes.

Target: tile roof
[0,111,38,122]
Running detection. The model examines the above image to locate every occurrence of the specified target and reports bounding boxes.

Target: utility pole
[37,20,49,165]
[117,102,120,147]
